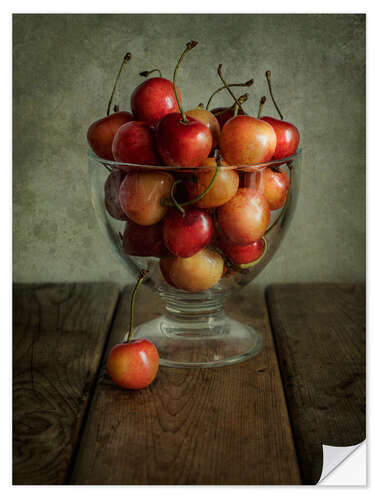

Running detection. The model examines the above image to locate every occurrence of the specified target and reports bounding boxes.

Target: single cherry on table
[106,270,159,390]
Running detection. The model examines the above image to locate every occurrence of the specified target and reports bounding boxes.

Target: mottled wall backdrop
[13,14,365,286]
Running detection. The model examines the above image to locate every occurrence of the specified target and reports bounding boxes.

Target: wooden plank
[13,283,120,485]
[70,285,301,485]
[266,283,366,485]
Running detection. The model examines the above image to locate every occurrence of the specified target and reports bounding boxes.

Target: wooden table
[13,282,365,485]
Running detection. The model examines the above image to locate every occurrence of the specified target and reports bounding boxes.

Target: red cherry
[87,111,134,160]
[160,257,178,288]
[123,221,170,257]
[218,234,265,266]
[155,41,212,167]
[131,77,181,127]
[163,207,213,258]
[155,113,212,167]
[217,188,270,245]
[104,169,128,220]
[211,106,245,128]
[87,52,134,160]
[106,339,159,390]
[220,115,277,166]
[112,121,160,165]
[261,116,300,160]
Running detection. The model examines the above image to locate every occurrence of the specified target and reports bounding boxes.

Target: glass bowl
[88,148,301,367]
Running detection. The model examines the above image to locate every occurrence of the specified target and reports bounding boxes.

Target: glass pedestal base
[127,312,264,368]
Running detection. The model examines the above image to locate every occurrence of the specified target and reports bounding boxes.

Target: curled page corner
[318,440,366,485]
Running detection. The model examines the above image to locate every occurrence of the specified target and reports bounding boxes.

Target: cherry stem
[237,237,268,270]
[217,65,246,114]
[173,41,198,123]
[106,52,132,117]
[233,103,239,117]
[113,104,119,113]
[206,79,254,110]
[169,179,185,216]
[265,70,283,120]
[127,269,149,344]
[257,96,266,119]
[139,69,162,77]
[213,93,249,117]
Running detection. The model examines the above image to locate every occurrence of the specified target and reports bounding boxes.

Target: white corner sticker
[318,441,366,485]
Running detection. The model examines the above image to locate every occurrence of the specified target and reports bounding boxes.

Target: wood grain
[266,283,366,484]
[13,283,120,485]
[70,286,301,485]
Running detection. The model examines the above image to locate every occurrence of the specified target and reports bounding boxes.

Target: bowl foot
[127,313,264,368]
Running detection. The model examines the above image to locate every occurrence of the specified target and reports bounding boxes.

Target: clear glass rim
[88,146,302,171]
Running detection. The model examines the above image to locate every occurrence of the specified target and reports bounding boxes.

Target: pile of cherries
[87,41,300,294]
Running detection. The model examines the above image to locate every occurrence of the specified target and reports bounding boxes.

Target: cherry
[104,169,128,220]
[106,271,159,390]
[87,53,134,160]
[217,188,270,245]
[261,117,300,159]
[159,258,177,287]
[123,221,170,257]
[210,91,248,128]
[261,71,300,159]
[156,114,212,167]
[186,105,220,148]
[211,105,245,128]
[119,171,174,225]
[107,339,159,390]
[88,111,134,161]
[160,248,224,292]
[112,121,160,165]
[185,157,239,209]
[131,77,181,127]
[163,207,213,258]
[220,115,277,166]
[245,167,290,211]
[155,41,212,167]
[218,234,265,266]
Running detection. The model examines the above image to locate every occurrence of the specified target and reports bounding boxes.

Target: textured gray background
[13,14,366,286]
